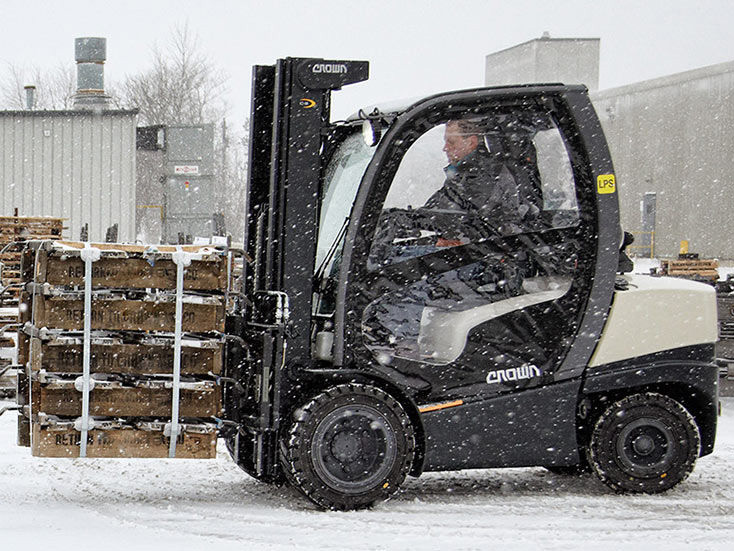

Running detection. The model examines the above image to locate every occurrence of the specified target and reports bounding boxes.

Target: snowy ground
[1,398,733,550]
[1,259,731,549]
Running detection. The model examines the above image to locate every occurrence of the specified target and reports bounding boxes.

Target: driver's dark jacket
[423,145,522,236]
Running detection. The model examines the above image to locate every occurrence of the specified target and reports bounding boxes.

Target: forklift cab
[317,88,615,387]
[231,58,717,511]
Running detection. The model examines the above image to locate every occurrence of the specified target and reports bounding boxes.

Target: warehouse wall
[591,61,734,259]
[0,110,137,242]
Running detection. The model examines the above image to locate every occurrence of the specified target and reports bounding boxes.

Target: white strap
[78,242,100,457]
[169,247,192,458]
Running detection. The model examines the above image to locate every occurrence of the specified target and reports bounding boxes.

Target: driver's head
[443,120,480,165]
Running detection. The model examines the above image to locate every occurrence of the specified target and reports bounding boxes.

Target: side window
[368,113,579,271]
[361,110,582,366]
[534,126,579,224]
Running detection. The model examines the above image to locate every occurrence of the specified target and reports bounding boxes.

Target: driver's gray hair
[447,119,482,137]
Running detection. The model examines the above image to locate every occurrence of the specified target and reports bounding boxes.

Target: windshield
[316,130,376,272]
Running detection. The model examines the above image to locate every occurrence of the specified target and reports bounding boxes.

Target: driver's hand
[436,237,464,247]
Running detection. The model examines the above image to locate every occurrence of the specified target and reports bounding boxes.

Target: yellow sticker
[597,174,616,194]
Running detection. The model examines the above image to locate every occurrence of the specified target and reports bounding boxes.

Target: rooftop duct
[72,37,111,111]
[24,85,36,110]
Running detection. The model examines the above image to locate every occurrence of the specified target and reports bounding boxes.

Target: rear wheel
[588,393,700,493]
[281,384,415,510]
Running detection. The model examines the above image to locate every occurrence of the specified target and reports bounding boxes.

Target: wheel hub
[631,434,655,456]
[331,430,364,463]
[616,417,674,476]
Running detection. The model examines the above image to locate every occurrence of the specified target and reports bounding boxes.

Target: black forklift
[223,58,719,510]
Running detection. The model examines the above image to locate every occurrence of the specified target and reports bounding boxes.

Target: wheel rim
[616,417,675,477]
[311,404,397,494]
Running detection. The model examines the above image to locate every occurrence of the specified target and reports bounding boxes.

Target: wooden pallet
[32,244,228,291]
[1,216,65,306]
[32,423,217,459]
[31,379,221,418]
[29,337,223,376]
[17,238,232,458]
[29,294,225,333]
[660,258,719,281]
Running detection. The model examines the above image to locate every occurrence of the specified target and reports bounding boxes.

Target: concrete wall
[0,110,137,242]
[591,61,734,259]
[485,37,600,91]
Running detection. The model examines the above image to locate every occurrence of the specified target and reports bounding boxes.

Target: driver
[423,119,522,240]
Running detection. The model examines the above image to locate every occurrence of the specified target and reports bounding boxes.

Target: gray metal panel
[160,125,217,243]
[591,61,734,258]
[166,125,214,172]
[0,111,137,242]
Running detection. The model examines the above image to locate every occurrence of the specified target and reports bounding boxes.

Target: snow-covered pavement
[1,398,733,550]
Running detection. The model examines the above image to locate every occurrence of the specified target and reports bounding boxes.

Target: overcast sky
[1,0,732,125]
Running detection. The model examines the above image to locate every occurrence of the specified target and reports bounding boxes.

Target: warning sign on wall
[174,165,200,175]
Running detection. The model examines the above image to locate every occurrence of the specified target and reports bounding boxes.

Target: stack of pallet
[1,216,65,305]
[660,257,719,282]
[16,240,230,458]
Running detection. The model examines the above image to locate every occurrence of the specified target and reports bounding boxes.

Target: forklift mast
[244,58,369,361]
[226,59,368,477]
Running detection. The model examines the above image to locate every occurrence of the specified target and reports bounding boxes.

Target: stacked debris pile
[16,240,231,458]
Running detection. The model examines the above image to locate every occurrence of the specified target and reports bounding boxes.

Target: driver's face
[443,121,478,165]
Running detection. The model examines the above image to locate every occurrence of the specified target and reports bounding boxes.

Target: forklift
[222,58,719,510]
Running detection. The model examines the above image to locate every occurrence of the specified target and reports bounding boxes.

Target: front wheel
[588,393,700,493]
[281,384,415,510]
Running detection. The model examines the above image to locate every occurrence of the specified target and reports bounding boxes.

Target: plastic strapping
[169,246,192,458]
[78,242,101,457]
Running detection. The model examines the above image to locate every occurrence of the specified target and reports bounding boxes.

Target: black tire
[588,393,700,493]
[281,384,415,511]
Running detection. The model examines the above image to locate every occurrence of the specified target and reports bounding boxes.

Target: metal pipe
[24,86,36,110]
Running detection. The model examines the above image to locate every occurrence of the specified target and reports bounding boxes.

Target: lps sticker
[299,98,316,109]
[597,174,616,194]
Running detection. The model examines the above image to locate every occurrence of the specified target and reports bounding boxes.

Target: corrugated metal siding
[0,111,137,242]
[592,61,734,259]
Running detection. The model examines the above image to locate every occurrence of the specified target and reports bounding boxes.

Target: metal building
[0,109,137,243]
[0,37,138,243]
[591,61,734,259]
[485,35,734,259]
